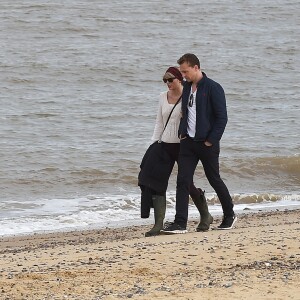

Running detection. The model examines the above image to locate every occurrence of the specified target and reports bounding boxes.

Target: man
[162,53,237,234]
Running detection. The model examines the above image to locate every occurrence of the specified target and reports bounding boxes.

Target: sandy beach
[0,209,299,300]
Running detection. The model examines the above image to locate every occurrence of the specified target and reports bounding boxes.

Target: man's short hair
[177,53,200,68]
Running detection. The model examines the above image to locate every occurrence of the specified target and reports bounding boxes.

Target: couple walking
[139,53,237,236]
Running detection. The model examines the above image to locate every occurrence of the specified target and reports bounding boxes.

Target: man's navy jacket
[178,72,228,145]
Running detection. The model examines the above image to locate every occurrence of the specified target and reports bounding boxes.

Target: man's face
[179,62,199,82]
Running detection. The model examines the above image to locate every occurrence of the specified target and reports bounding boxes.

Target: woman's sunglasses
[163,78,176,83]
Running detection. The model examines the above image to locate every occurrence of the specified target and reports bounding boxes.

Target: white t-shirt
[187,88,197,138]
[151,91,182,143]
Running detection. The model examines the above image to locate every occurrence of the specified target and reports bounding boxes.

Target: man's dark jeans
[175,137,234,226]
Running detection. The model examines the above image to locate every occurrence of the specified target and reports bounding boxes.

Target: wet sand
[0,209,299,299]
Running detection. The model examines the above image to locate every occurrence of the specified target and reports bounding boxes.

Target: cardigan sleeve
[151,92,166,143]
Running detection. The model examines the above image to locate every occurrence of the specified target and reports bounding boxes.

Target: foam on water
[1,192,299,237]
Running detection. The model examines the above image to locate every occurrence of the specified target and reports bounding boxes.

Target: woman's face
[163,77,181,90]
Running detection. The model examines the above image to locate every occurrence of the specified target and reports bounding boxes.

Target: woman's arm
[151,93,165,143]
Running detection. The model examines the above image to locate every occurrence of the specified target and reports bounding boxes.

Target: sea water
[0,0,299,236]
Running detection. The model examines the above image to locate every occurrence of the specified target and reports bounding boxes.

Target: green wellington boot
[192,190,213,232]
[145,195,166,237]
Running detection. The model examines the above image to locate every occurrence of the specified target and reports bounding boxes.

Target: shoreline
[0,209,299,299]
[2,201,300,239]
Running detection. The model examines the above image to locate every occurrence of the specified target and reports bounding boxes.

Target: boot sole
[145,232,160,237]
[196,216,213,232]
[145,231,161,237]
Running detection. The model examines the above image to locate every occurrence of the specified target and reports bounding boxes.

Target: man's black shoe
[161,222,187,234]
[217,214,237,230]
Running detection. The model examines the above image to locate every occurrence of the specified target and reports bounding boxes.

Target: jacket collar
[183,72,207,100]
[197,72,207,87]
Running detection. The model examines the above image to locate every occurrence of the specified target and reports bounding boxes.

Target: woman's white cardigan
[151,91,181,144]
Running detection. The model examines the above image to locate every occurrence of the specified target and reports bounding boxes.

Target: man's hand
[204,141,212,147]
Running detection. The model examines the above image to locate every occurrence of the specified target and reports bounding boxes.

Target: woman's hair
[163,66,183,82]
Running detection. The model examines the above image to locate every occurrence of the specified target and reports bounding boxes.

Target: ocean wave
[221,154,300,180]
[0,192,299,237]
[256,154,300,174]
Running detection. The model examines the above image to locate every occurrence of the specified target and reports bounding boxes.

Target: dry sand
[0,209,299,300]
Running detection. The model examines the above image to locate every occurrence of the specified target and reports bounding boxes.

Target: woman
[140,66,213,237]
